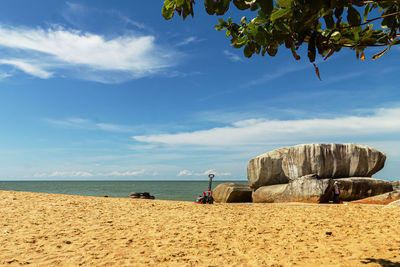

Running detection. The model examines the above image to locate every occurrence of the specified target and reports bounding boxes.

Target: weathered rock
[391,181,400,187]
[247,147,289,189]
[282,144,386,180]
[247,144,386,189]
[213,183,252,203]
[252,184,288,203]
[252,176,393,203]
[334,178,393,201]
[253,175,333,203]
[351,190,400,205]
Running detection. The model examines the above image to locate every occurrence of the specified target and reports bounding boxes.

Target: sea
[0,180,247,202]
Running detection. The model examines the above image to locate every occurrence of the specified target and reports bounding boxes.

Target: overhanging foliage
[162,0,400,66]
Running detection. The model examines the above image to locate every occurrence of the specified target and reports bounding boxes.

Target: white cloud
[223,50,243,62]
[176,36,198,47]
[0,72,12,80]
[33,169,149,178]
[45,117,133,133]
[134,107,400,147]
[0,59,53,78]
[108,170,146,177]
[49,171,94,177]
[177,169,231,177]
[0,24,177,82]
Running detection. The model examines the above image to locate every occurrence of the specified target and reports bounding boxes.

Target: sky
[0,1,399,181]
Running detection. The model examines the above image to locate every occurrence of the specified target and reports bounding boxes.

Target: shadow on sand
[361,258,400,267]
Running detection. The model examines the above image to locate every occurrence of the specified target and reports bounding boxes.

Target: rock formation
[247,143,386,189]
[213,183,252,203]
[247,147,289,189]
[252,176,393,203]
[282,144,386,181]
[334,178,393,201]
[253,175,333,203]
[391,181,400,187]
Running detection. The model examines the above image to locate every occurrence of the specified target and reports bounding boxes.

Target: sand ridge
[0,190,399,266]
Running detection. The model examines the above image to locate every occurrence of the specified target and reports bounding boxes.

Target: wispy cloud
[0,72,12,80]
[0,24,178,83]
[176,36,199,47]
[133,107,400,147]
[177,169,231,177]
[223,50,243,62]
[45,118,133,133]
[63,2,152,32]
[0,59,53,78]
[33,169,150,178]
[242,63,310,88]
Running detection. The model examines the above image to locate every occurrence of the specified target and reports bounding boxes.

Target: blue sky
[0,1,399,181]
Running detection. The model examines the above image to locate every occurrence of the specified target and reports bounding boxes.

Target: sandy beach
[0,190,399,266]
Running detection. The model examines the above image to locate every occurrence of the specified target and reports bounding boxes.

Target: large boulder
[252,183,288,203]
[247,144,386,189]
[253,175,333,203]
[282,144,386,181]
[252,176,393,203]
[213,183,252,203]
[247,147,289,189]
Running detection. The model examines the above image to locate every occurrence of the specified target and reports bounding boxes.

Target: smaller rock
[351,190,400,205]
[335,178,393,201]
[213,183,252,203]
[391,181,400,188]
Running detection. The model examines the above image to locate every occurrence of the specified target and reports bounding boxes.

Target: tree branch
[340,10,400,29]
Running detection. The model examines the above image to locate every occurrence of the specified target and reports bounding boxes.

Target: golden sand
[0,190,399,266]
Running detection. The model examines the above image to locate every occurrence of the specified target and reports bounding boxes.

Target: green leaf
[278,0,292,8]
[363,3,371,22]
[244,43,254,57]
[270,7,291,21]
[307,33,316,62]
[162,0,176,20]
[266,44,278,56]
[347,5,361,26]
[372,39,396,60]
[258,0,273,15]
[323,14,335,29]
[205,0,216,15]
[334,7,343,19]
[233,0,251,10]
[331,31,341,41]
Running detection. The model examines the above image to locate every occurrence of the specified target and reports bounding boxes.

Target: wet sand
[0,190,399,266]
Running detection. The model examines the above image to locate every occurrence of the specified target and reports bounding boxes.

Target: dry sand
[0,190,399,266]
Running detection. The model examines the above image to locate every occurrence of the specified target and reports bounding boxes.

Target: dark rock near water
[213,183,252,203]
[130,192,155,199]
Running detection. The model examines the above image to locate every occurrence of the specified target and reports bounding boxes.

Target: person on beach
[333,181,341,204]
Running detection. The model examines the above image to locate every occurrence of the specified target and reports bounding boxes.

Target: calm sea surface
[0,181,247,201]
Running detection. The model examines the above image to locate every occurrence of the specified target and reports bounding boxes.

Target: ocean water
[0,180,247,202]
